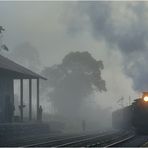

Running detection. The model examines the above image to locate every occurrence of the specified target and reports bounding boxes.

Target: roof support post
[29,79,32,121]
[20,79,23,122]
[37,78,40,121]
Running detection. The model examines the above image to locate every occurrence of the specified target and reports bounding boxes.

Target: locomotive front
[132,92,148,134]
[112,92,148,134]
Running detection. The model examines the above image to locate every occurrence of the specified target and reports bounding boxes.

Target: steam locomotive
[112,92,148,134]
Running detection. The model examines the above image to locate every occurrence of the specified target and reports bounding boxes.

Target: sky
[0,1,146,110]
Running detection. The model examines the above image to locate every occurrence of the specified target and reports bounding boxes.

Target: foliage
[41,51,106,117]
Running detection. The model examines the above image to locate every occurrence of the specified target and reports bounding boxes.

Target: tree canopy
[41,51,106,117]
[0,26,9,52]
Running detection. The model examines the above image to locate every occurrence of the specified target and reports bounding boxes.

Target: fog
[40,51,111,131]
[0,1,146,132]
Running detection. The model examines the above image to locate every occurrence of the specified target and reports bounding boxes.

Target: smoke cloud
[9,42,42,73]
[64,2,148,92]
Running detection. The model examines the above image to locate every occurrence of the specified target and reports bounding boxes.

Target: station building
[0,54,46,123]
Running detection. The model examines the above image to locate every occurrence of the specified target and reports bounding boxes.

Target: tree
[0,26,9,52]
[41,51,107,118]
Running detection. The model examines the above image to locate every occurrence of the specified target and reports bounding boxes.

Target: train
[112,92,148,134]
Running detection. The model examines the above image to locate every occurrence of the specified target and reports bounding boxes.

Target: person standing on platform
[5,95,14,122]
[82,120,86,132]
[39,105,43,122]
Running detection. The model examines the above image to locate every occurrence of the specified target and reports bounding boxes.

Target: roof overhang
[0,55,47,80]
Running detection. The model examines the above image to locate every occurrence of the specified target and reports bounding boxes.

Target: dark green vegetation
[41,51,106,117]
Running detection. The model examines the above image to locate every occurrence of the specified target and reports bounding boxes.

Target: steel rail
[3,133,66,146]
[104,135,136,147]
[57,132,116,147]
[57,131,130,147]
[24,131,116,147]
[3,130,106,146]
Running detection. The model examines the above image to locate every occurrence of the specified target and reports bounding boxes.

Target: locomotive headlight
[144,96,148,102]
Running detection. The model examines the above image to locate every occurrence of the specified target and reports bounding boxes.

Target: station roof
[0,54,46,80]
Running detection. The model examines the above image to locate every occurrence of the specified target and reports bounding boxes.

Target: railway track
[0,133,60,146]
[1,132,99,146]
[1,130,109,147]
[24,130,131,147]
[109,135,148,147]
[57,132,120,147]
[24,130,112,147]
[103,134,148,147]
[104,135,135,147]
[1,129,135,147]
